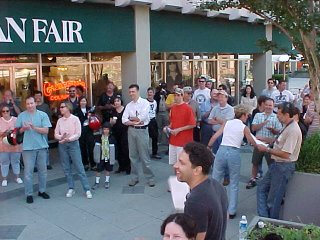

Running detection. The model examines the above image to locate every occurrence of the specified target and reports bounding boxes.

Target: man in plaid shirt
[246,98,282,189]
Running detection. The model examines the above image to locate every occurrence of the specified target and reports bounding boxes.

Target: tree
[201,0,320,109]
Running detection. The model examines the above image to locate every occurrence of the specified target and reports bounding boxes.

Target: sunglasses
[1,110,9,113]
[69,91,76,93]
[60,106,66,108]
[268,82,274,84]
[199,80,205,83]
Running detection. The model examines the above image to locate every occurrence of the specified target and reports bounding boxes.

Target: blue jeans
[58,141,90,192]
[22,149,47,196]
[212,145,241,215]
[257,162,295,219]
[0,152,21,177]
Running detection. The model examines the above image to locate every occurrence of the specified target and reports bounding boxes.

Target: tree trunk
[300,30,320,114]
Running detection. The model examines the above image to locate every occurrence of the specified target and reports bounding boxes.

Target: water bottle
[239,215,248,240]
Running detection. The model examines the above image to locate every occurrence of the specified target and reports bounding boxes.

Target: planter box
[282,172,320,226]
[248,216,306,232]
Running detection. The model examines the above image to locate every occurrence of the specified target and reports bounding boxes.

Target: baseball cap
[217,90,228,97]
[174,88,184,95]
[183,86,193,93]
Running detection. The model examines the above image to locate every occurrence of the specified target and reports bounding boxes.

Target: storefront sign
[43,80,86,101]
[0,0,134,53]
[0,17,83,44]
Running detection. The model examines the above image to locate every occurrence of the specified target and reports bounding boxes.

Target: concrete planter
[282,171,320,226]
[248,216,306,239]
[248,216,305,231]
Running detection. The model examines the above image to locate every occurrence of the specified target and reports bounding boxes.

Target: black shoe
[105,181,110,189]
[125,168,131,175]
[92,183,99,190]
[114,169,122,174]
[84,165,90,171]
[38,192,50,199]
[229,213,237,219]
[26,196,33,204]
[90,166,97,171]
[151,154,162,159]
[47,165,53,170]
[246,178,257,189]
[34,167,38,173]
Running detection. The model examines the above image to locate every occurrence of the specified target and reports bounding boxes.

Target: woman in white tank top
[207,105,257,218]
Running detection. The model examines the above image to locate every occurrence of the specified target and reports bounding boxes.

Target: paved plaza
[0,145,265,240]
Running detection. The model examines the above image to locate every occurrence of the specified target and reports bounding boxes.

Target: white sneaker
[86,190,93,199]
[2,180,7,187]
[66,189,75,198]
[16,178,23,184]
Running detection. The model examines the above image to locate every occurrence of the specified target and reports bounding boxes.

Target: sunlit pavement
[0,145,263,240]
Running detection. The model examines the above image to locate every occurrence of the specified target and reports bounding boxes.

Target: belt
[132,125,148,129]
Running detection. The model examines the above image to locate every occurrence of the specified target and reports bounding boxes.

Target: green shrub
[272,74,288,81]
[296,132,320,174]
[248,223,320,240]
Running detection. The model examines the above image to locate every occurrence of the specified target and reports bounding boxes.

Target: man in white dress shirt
[122,84,155,187]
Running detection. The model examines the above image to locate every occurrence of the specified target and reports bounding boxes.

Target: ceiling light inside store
[47,57,53,61]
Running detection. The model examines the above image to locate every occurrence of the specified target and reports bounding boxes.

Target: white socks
[95,177,100,184]
[105,176,110,182]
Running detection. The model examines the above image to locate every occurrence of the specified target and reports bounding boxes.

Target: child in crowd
[92,122,116,189]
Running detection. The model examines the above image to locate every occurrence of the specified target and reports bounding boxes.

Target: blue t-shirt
[15,110,52,150]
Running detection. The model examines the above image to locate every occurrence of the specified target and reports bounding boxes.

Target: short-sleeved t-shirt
[165,93,175,107]
[193,88,211,115]
[169,103,196,146]
[272,121,302,162]
[208,104,235,132]
[98,92,117,122]
[184,178,228,240]
[271,90,294,111]
[15,110,52,150]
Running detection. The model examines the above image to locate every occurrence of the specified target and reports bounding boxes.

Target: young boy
[92,122,116,189]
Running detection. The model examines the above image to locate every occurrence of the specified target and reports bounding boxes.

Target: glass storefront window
[182,60,192,86]
[0,68,10,95]
[166,56,182,91]
[91,53,119,62]
[15,67,38,109]
[151,52,164,60]
[151,62,164,87]
[91,56,121,105]
[42,53,88,64]
[0,54,37,64]
[42,65,87,109]
[193,61,203,85]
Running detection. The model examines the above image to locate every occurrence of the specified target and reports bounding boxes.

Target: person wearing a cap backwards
[164,88,196,166]
[0,105,23,187]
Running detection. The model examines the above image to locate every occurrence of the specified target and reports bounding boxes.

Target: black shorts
[96,159,113,172]
[251,148,274,166]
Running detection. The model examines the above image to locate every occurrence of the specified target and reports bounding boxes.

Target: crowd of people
[0,75,315,239]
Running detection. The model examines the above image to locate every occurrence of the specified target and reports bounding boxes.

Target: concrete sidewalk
[0,145,264,240]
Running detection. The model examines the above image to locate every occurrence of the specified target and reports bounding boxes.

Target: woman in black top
[74,96,96,171]
[110,96,131,174]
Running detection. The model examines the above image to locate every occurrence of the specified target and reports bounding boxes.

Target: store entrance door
[0,65,39,109]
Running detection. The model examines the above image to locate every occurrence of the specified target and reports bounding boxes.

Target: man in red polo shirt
[164,88,196,166]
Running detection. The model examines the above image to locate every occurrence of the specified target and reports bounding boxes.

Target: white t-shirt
[221,119,246,148]
[193,88,211,115]
[148,99,157,119]
[271,89,294,111]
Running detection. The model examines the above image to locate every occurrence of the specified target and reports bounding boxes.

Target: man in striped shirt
[246,98,282,189]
